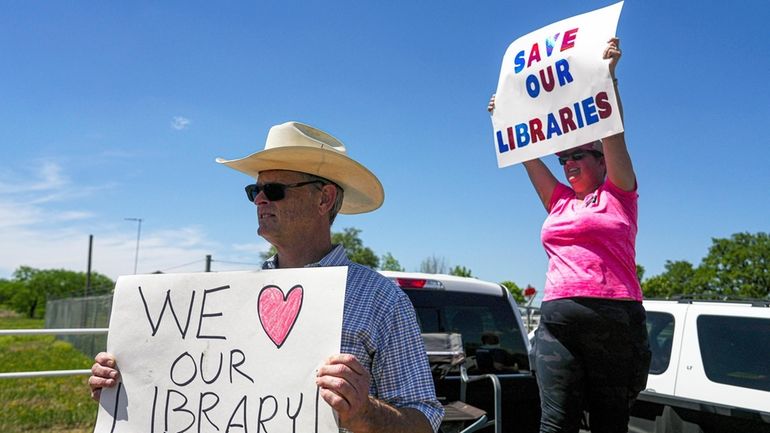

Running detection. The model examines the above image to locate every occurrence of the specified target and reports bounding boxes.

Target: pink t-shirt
[541,179,642,302]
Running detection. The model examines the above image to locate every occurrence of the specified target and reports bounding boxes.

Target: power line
[161,259,205,272]
[155,257,262,273]
[213,259,262,266]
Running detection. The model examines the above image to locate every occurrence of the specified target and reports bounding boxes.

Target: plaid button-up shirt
[263,244,443,431]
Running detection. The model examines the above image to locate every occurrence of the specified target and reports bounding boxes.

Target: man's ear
[317,184,337,215]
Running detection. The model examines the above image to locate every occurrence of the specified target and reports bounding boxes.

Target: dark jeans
[533,298,651,433]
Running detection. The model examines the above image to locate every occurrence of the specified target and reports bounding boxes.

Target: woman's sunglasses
[557,150,604,166]
[245,180,324,202]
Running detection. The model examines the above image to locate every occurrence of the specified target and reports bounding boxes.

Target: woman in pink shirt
[490,38,651,433]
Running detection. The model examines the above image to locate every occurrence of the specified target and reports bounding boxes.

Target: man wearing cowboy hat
[89,121,443,432]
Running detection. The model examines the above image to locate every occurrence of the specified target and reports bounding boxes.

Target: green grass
[0,310,97,433]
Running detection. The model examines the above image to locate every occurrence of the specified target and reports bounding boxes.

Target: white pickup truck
[630,299,770,433]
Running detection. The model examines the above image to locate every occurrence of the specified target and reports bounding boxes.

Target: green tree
[636,264,645,283]
[449,265,472,277]
[380,252,404,271]
[700,232,769,298]
[259,227,381,268]
[0,278,23,307]
[5,266,114,318]
[259,245,277,261]
[420,255,447,274]
[0,278,12,304]
[332,227,379,268]
[643,232,769,300]
[500,280,525,304]
[642,260,700,298]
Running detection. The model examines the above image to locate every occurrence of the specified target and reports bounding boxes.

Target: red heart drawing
[257,285,303,348]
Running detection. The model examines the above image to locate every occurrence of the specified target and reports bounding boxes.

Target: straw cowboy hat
[216,121,384,214]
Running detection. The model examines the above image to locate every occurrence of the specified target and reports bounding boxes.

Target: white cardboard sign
[491,2,624,167]
[93,267,347,433]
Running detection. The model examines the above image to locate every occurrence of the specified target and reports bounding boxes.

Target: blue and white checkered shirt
[263,244,443,432]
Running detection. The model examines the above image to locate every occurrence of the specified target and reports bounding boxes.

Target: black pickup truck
[381,271,540,433]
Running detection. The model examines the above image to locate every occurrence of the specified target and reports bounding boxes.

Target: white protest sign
[93,267,347,433]
[491,1,624,167]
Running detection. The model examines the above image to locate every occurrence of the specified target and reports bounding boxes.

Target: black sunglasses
[245,180,324,202]
[558,150,603,166]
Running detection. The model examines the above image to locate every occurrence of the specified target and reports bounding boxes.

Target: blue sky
[1,1,768,303]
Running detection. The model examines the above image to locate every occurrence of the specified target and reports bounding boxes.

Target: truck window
[646,312,675,374]
[697,315,770,392]
[405,289,529,373]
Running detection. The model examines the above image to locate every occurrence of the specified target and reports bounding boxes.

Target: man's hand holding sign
[490,3,651,432]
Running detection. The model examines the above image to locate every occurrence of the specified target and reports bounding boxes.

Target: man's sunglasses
[245,180,324,202]
[558,150,604,166]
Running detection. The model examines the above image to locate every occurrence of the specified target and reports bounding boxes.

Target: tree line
[639,232,768,300]
[255,229,770,303]
[2,230,766,318]
[0,266,114,318]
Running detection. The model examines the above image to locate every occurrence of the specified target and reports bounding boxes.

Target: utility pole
[125,218,143,274]
[85,234,93,297]
[205,255,212,272]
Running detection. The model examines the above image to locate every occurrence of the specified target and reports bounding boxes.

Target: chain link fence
[44,294,114,358]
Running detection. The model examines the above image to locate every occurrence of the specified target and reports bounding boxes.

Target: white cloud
[0,224,212,278]
[0,162,102,276]
[231,242,271,253]
[0,160,105,228]
[57,211,95,221]
[0,200,93,229]
[0,161,68,194]
[0,211,258,279]
[0,159,265,281]
[171,116,191,130]
[0,199,43,228]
